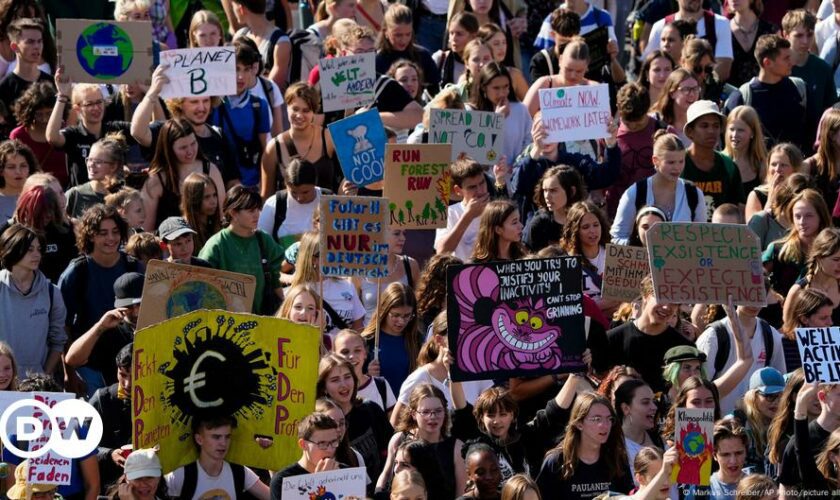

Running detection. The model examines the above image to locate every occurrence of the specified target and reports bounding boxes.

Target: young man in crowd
[434,158,491,262]
[90,343,134,490]
[0,18,53,126]
[530,9,581,82]
[158,217,213,267]
[270,413,342,497]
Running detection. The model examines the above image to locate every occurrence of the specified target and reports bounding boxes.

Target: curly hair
[0,139,38,189]
[415,253,462,321]
[75,204,128,254]
[13,81,56,128]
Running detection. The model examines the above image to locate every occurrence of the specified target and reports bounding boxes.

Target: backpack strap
[271,191,289,243]
[712,320,732,380]
[373,376,389,408]
[703,10,717,49]
[322,300,349,330]
[633,178,648,212]
[739,79,754,106]
[541,49,555,77]
[179,462,198,500]
[231,463,246,499]
[264,29,284,74]
[684,180,699,220]
[758,318,774,368]
[259,76,275,108]
[790,77,807,109]
[401,255,413,289]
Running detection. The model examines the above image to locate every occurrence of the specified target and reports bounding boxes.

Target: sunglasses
[693,64,715,76]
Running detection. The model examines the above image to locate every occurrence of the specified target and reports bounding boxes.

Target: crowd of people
[3,0,840,498]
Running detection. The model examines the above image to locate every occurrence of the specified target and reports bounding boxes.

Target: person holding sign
[781,289,834,373]
[631,447,678,500]
[784,227,840,328]
[789,382,840,498]
[560,201,615,312]
[610,131,706,245]
[270,413,343,497]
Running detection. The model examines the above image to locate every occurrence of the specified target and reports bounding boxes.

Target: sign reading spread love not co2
[539,84,611,143]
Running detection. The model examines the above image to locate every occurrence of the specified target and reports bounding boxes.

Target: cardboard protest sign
[583,27,610,72]
[0,392,75,485]
[672,408,714,486]
[796,327,840,383]
[328,109,386,187]
[383,144,452,229]
[320,196,389,279]
[647,223,766,307]
[429,109,505,164]
[280,467,367,499]
[602,244,650,302]
[133,310,320,473]
[158,47,235,98]
[57,19,155,85]
[538,84,611,143]
[446,257,585,381]
[318,53,376,112]
[136,260,257,330]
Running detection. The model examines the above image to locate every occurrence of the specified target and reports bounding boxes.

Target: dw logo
[0,399,104,459]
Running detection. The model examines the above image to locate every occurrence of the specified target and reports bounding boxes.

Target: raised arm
[714,296,755,398]
[47,66,72,148]
[131,65,169,148]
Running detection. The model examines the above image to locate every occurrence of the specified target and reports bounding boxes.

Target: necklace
[290,127,316,159]
[733,17,758,34]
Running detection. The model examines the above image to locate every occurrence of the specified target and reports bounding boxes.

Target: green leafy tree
[405,200,414,222]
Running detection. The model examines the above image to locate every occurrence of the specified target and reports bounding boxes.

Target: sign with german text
[383,144,452,229]
[429,109,504,164]
[539,84,611,143]
[280,467,366,499]
[158,47,236,98]
[602,244,649,302]
[318,53,376,112]
[320,195,389,279]
[672,408,714,486]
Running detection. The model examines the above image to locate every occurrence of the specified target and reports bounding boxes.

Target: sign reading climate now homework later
[539,84,611,143]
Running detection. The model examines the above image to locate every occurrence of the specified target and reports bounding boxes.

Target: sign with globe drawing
[136,260,257,329]
[57,19,155,85]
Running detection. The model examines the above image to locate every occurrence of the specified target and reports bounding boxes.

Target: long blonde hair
[776,189,831,263]
[290,232,321,286]
[276,284,322,321]
[742,389,771,458]
[816,428,840,487]
[724,106,767,181]
[805,227,840,283]
[814,108,840,184]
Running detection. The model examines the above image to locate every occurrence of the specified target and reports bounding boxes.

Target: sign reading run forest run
[646,223,766,307]
[383,143,452,229]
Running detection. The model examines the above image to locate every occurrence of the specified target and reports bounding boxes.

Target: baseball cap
[114,272,144,308]
[663,345,707,365]
[749,367,786,395]
[124,448,162,481]
[684,100,725,134]
[158,217,196,242]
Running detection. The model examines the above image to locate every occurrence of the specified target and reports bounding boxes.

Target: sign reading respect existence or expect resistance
[318,53,376,112]
[383,144,452,229]
[796,327,840,383]
[429,109,505,164]
[646,223,766,307]
[57,19,155,85]
[133,311,320,473]
[158,47,236,98]
[320,195,389,278]
[538,84,612,143]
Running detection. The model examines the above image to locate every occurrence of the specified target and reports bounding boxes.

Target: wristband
[57,96,70,104]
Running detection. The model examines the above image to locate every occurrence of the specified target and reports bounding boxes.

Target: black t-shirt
[606,321,695,393]
[61,121,132,187]
[536,451,634,499]
[0,71,53,121]
[148,120,239,185]
[346,400,392,491]
[529,48,560,82]
[523,209,563,252]
[87,322,134,385]
[270,463,308,499]
[372,75,413,114]
[779,420,832,488]
[375,46,441,95]
[724,77,807,152]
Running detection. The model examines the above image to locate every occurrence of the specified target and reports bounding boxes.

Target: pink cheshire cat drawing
[451,265,564,373]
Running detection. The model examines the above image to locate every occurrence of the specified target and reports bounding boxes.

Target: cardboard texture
[57,19,154,85]
[429,109,505,164]
[280,467,367,499]
[539,84,612,143]
[383,144,452,229]
[601,244,650,302]
[320,195,389,278]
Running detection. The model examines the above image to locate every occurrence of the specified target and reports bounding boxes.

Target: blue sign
[327,109,386,187]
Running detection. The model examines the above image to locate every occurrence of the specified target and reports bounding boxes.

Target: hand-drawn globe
[75,23,134,79]
[166,281,227,318]
[683,432,706,456]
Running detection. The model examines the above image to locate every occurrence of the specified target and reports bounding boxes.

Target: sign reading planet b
[75,22,134,79]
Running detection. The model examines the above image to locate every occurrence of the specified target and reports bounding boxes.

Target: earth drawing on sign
[166,281,227,318]
[76,23,134,79]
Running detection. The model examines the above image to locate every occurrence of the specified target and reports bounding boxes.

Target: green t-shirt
[198,228,283,313]
[681,151,745,220]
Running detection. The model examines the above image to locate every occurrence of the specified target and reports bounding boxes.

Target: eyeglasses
[693,64,715,76]
[86,158,115,167]
[80,99,105,108]
[415,408,444,418]
[677,85,701,95]
[585,415,615,425]
[388,312,415,321]
[306,439,340,450]
[759,392,781,402]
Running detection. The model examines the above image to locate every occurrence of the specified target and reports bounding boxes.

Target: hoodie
[0,269,67,373]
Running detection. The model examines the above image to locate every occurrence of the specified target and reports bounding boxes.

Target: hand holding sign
[538,84,612,143]
[146,63,170,99]
[795,382,819,418]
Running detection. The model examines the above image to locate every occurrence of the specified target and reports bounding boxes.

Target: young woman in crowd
[738,367,786,474]
[359,228,420,323]
[614,379,663,478]
[500,474,540,500]
[523,165,586,252]
[632,447,676,500]
[179,172,222,254]
[276,284,322,328]
[453,39,492,103]
[748,173,811,253]
[0,140,37,223]
[10,82,66,187]
[388,60,425,110]
[360,282,421,395]
[315,397,361,468]
[0,341,18,391]
[375,4,438,97]
[792,383,838,497]
[639,50,675,106]
[766,369,820,479]
[65,134,126,219]
[804,108,840,211]
[316,354,392,490]
[780,289,834,372]
[309,0,355,40]
[746,143,804,222]
[467,62,530,164]
[784,227,840,326]
[662,377,722,449]
[460,443,503,500]
[390,470,427,500]
[414,253,462,331]
[143,118,226,231]
[187,10,224,48]
[560,201,613,311]
[333,329,394,412]
[104,188,145,233]
[628,206,667,248]
[471,200,525,263]
[434,12,479,87]
[107,448,168,500]
[258,158,325,250]
[611,131,706,244]
[377,384,465,498]
[649,69,701,145]
[724,105,767,198]
[523,39,595,117]
[387,439,447,498]
[477,23,528,101]
[198,185,283,315]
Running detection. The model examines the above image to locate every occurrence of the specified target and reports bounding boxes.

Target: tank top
[277,127,340,192]
[155,159,211,229]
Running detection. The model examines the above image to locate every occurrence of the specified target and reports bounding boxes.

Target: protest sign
[328,109,386,187]
[429,109,505,164]
[318,53,376,112]
[136,260,257,330]
[280,467,367,499]
[538,84,611,143]
[646,223,766,307]
[57,19,155,85]
[158,47,235,98]
[0,392,75,485]
[446,257,585,381]
[320,196,389,279]
[602,244,650,302]
[672,408,714,486]
[133,310,320,473]
[796,327,840,383]
[383,144,452,229]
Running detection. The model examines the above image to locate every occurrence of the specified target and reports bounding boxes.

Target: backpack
[258,76,276,108]
[270,188,332,243]
[710,318,775,379]
[738,77,807,111]
[219,96,265,170]
[540,49,557,77]
[178,461,246,500]
[263,29,285,75]
[287,27,322,86]
[66,254,140,333]
[664,10,717,49]
[633,177,699,218]
[373,376,389,409]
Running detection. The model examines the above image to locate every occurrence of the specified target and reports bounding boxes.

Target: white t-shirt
[322,278,366,338]
[435,201,481,262]
[257,187,321,245]
[696,317,786,415]
[397,365,493,407]
[165,462,260,500]
[645,13,733,59]
[816,15,840,52]
[357,375,397,411]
